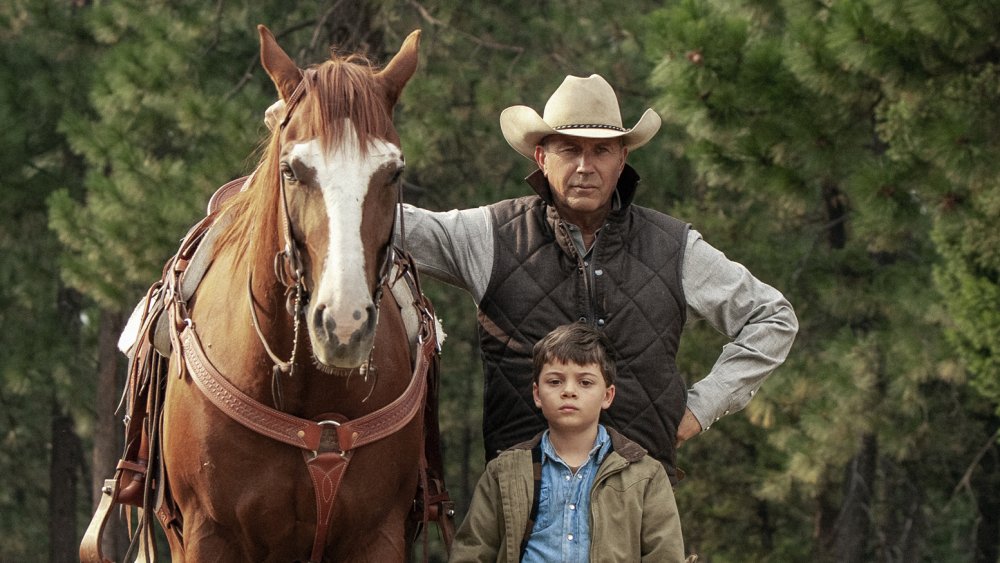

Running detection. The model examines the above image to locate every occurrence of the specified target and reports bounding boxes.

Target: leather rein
[167,70,441,563]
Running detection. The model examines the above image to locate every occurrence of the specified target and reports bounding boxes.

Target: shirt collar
[539,425,611,467]
[562,191,621,256]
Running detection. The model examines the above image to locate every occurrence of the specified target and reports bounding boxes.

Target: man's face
[534,135,627,226]
[533,360,615,435]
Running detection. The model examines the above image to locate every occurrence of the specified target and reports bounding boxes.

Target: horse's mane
[215,53,397,275]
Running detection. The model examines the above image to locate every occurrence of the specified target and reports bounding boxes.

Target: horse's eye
[280,163,297,183]
[389,167,404,185]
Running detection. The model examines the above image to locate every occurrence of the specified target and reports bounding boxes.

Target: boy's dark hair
[531,323,616,387]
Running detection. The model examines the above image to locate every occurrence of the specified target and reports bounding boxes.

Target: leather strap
[180,319,433,454]
[302,449,351,562]
[177,265,438,561]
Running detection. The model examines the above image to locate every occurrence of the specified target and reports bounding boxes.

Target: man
[399,74,798,484]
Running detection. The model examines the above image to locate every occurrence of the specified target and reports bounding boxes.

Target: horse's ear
[377,30,421,105]
[258,25,302,101]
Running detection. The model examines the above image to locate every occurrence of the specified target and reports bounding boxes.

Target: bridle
[248,67,403,407]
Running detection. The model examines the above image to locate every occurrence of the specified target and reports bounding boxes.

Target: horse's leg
[162,366,251,563]
[403,515,419,563]
[331,502,412,563]
[178,514,279,563]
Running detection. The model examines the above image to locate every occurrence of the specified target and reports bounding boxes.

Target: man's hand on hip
[676,407,703,447]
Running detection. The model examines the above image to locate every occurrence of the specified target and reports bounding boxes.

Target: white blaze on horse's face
[286,121,402,369]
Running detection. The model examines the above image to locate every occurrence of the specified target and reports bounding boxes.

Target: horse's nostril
[312,304,337,335]
[350,305,376,325]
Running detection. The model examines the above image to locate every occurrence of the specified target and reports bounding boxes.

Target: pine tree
[0,1,95,559]
[643,0,1000,560]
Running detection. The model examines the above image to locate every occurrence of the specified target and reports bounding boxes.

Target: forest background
[2,0,999,561]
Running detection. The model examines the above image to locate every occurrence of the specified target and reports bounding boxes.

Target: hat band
[554,123,627,132]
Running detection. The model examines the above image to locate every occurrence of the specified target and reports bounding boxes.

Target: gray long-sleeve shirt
[399,203,798,433]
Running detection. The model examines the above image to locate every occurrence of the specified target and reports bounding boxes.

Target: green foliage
[49,0,276,310]
[3,0,998,559]
[643,0,1000,559]
[0,0,97,558]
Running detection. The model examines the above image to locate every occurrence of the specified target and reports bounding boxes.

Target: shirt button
[577,474,583,479]
[567,534,574,541]
[595,269,603,276]
[597,318,605,326]
[569,504,576,510]
[565,475,571,481]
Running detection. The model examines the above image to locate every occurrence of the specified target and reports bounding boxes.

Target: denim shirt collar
[539,424,612,470]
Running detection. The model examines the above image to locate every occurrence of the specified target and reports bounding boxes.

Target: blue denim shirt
[521,425,612,563]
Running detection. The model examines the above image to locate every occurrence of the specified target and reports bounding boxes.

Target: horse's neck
[190,246,291,391]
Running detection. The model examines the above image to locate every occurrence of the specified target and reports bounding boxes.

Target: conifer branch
[407,0,525,54]
[225,19,321,101]
[951,428,1000,498]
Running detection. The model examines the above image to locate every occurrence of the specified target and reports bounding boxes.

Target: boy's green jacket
[449,428,685,562]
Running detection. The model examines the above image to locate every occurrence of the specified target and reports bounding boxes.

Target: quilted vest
[478,166,689,480]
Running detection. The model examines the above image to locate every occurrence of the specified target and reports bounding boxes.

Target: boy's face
[533,359,615,434]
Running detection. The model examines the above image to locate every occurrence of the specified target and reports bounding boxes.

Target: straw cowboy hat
[500,74,662,160]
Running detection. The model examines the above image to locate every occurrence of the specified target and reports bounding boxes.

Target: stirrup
[80,478,121,563]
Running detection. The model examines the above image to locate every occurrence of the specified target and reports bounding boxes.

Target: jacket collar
[510,427,648,463]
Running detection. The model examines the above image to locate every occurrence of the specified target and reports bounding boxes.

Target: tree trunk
[293,0,384,62]
[973,436,1000,563]
[49,407,81,563]
[881,460,924,563]
[814,481,839,562]
[89,309,127,559]
[832,432,877,563]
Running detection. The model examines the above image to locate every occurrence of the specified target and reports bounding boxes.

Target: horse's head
[258,25,419,370]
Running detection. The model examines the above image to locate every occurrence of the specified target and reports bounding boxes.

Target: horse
[81,25,450,563]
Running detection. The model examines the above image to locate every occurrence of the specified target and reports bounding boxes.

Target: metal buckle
[312,420,350,459]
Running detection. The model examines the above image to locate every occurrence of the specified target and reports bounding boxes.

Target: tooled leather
[182,327,316,449]
[178,279,436,453]
[303,451,350,562]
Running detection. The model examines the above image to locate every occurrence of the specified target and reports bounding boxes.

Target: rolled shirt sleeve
[682,229,799,431]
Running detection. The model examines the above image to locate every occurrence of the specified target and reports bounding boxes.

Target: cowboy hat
[500,74,662,160]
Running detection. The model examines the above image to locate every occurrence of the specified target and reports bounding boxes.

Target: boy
[449,323,685,562]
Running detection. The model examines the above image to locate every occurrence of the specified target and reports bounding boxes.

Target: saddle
[81,178,455,563]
